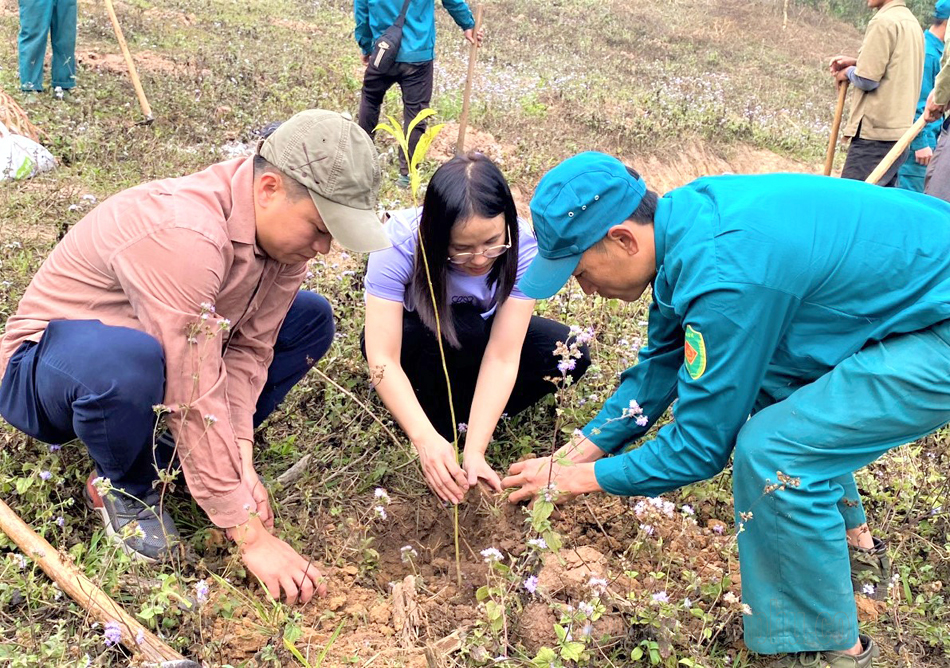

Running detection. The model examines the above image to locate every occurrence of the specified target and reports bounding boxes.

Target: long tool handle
[865,114,928,185]
[103,0,154,122]
[823,81,849,176]
[456,5,484,155]
[0,497,189,663]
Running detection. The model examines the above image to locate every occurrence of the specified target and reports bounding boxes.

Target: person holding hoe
[502,152,950,667]
[898,0,950,192]
[0,110,390,605]
[354,0,483,188]
[363,152,590,504]
[829,0,923,186]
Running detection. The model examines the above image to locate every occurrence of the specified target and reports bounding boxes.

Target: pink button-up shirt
[0,157,306,527]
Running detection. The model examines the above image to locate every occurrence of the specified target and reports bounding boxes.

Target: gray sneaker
[850,537,890,601]
[84,473,180,563]
[766,635,880,667]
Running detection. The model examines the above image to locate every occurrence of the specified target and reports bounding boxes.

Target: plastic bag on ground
[0,121,56,181]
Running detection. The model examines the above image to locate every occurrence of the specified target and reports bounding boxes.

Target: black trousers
[841,135,907,187]
[357,60,435,177]
[363,305,591,440]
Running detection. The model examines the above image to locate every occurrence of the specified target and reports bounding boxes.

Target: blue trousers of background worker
[18,0,77,91]
[0,291,334,498]
[735,321,950,654]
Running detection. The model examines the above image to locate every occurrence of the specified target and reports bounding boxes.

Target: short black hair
[252,154,311,202]
[624,166,659,225]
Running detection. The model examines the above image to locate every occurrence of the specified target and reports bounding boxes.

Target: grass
[0,0,947,665]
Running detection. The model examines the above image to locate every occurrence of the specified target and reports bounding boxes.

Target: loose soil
[202,486,747,666]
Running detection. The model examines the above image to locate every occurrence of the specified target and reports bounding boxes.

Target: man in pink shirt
[0,109,389,605]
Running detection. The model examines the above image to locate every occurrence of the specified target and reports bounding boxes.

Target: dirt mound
[640,142,819,193]
[77,50,208,77]
[199,490,751,665]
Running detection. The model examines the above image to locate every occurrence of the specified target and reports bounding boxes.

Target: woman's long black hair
[409,152,519,348]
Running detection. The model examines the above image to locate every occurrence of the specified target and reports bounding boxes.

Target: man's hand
[415,434,468,504]
[247,475,274,531]
[361,53,370,66]
[501,456,601,504]
[829,55,857,74]
[228,516,327,604]
[916,146,934,166]
[924,90,947,123]
[463,27,484,46]
[835,68,850,84]
[462,450,502,492]
[238,438,273,531]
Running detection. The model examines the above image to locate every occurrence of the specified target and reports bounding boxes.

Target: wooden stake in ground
[103,0,154,124]
[456,5,484,154]
[0,498,197,667]
[823,81,849,176]
[865,114,928,185]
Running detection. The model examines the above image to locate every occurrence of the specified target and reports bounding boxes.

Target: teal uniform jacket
[899,29,945,191]
[587,173,950,496]
[354,0,475,63]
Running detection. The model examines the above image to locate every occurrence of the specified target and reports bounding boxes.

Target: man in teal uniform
[502,152,950,667]
[18,0,77,93]
[898,0,949,191]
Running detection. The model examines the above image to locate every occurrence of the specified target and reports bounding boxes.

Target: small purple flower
[635,415,649,427]
[628,400,642,414]
[48,445,62,452]
[103,620,122,646]
[527,537,548,550]
[457,422,468,433]
[55,516,65,527]
[639,523,655,536]
[195,579,209,604]
[681,504,695,516]
[523,575,539,594]
[713,524,725,535]
[480,547,503,563]
[578,601,595,617]
[651,591,669,604]
[39,470,52,481]
[135,629,146,645]
[557,359,577,374]
[861,583,875,597]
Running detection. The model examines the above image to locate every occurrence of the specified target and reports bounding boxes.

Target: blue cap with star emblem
[518,152,647,299]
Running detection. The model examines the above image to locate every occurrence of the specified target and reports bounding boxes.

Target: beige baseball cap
[259,109,390,253]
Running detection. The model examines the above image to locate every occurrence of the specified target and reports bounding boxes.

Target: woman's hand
[415,434,469,504]
[462,450,502,492]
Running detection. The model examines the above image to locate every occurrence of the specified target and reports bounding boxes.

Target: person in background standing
[18,0,77,95]
[354,0,482,188]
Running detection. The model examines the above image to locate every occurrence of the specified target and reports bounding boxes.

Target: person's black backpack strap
[368,0,413,74]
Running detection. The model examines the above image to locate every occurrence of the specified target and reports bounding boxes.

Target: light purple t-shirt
[365,208,538,318]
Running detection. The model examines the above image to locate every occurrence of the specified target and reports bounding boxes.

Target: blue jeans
[0,291,334,497]
[18,0,77,91]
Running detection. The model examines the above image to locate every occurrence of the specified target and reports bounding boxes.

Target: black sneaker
[84,473,180,563]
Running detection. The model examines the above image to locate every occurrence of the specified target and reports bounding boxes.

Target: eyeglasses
[447,243,511,264]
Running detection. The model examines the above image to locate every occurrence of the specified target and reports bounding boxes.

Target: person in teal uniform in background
[502,152,950,668]
[18,0,77,94]
[898,0,949,191]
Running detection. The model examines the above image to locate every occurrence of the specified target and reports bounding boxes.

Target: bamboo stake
[865,114,928,185]
[456,5,483,154]
[103,0,154,123]
[823,81,849,176]
[0,498,194,665]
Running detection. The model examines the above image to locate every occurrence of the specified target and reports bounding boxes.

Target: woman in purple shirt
[364,153,589,503]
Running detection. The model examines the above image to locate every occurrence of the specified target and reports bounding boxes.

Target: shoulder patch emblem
[684,325,706,380]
